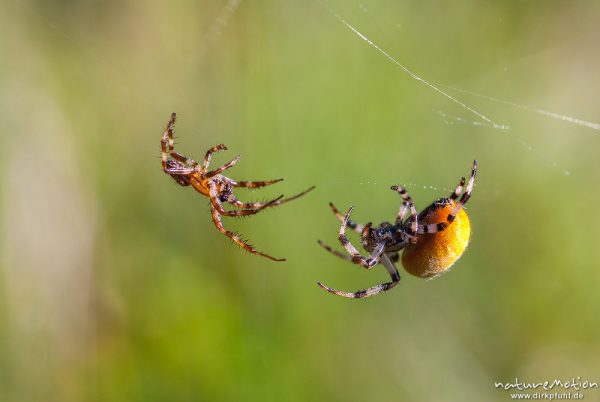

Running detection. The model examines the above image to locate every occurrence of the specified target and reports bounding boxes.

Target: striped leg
[456,159,478,206]
[391,185,418,243]
[210,205,285,262]
[205,156,241,178]
[418,220,450,234]
[328,202,364,233]
[209,183,282,217]
[271,185,315,205]
[450,176,466,200]
[161,112,177,172]
[226,193,287,209]
[161,113,200,172]
[317,240,353,261]
[338,207,385,268]
[226,186,315,209]
[234,179,283,188]
[417,159,478,234]
[317,254,401,299]
[201,144,228,173]
[170,152,199,168]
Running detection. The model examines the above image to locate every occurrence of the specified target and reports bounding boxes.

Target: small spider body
[318,160,477,298]
[402,199,471,278]
[161,113,314,261]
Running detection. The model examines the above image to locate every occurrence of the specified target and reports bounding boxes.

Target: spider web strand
[318,1,498,126]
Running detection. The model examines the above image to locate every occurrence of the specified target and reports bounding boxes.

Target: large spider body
[161,112,314,262]
[402,198,471,278]
[318,160,477,299]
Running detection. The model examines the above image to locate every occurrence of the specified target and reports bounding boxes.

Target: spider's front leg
[233,179,283,188]
[328,202,365,233]
[318,254,401,299]
[225,186,316,210]
[161,113,200,172]
[338,207,384,268]
[318,202,368,260]
[161,113,177,173]
[205,155,241,178]
[391,185,418,243]
[318,221,372,262]
[200,144,228,172]
[317,240,353,261]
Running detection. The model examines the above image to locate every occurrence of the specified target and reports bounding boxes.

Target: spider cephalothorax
[161,112,315,261]
[318,160,477,298]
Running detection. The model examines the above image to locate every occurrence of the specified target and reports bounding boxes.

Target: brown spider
[318,160,477,298]
[161,112,315,261]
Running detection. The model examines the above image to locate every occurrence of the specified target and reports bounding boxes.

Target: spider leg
[209,183,282,217]
[317,254,401,299]
[270,185,315,205]
[233,179,284,188]
[450,176,466,200]
[417,160,478,234]
[205,156,241,178]
[161,113,200,171]
[317,240,353,262]
[210,205,285,262]
[226,186,315,210]
[391,185,418,242]
[328,202,364,233]
[338,207,384,268]
[164,166,197,175]
[170,152,199,167]
[456,159,477,206]
[225,193,286,209]
[201,144,228,173]
[161,112,177,172]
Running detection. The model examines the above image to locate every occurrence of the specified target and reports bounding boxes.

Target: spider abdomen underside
[402,200,471,278]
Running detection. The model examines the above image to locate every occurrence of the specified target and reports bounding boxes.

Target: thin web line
[318,1,499,126]
[437,111,510,131]
[436,84,600,132]
[201,0,243,53]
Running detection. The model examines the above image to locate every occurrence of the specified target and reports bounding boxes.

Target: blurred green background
[2,0,600,401]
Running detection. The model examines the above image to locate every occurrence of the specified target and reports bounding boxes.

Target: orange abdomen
[190,175,211,197]
[402,203,471,278]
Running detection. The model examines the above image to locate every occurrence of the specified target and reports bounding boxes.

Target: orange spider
[318,160,477,298]
[161,112,314,261]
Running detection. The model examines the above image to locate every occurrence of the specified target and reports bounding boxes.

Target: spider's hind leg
[450,176,466,200]
[417,160,478,235]
[456,160,477,207]
[210,205,285,262]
